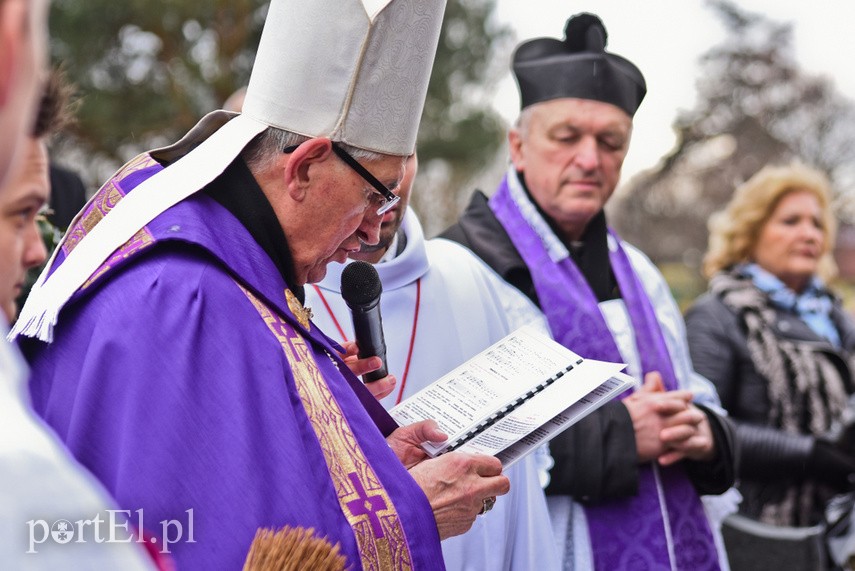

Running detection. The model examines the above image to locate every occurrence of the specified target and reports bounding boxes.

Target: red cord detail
[311,284,348,342]
[396,278,421,405]
[311,280,421,406]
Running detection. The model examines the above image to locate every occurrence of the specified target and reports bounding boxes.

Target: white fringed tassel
[9,301,58,343]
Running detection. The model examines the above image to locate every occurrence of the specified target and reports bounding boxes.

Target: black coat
[686,289,855,523]
[48,164,87,230]
[443,191,736,500]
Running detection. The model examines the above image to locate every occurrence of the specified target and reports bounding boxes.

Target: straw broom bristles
[243,526,347,571]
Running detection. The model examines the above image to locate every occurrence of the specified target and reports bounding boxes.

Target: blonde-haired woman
[686,162,855,528]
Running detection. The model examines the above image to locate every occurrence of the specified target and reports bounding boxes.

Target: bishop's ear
[283,137,333,201]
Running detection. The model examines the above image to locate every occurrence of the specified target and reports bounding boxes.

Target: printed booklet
[390,325,635,467]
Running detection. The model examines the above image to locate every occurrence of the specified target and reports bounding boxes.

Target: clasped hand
[387,420,510,540]
[625,371,715,466]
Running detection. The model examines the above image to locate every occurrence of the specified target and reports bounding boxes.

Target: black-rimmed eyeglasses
[283,142,401,215]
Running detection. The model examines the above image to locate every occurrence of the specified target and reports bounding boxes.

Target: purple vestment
[23,156,444,570]
[490,175,720,570]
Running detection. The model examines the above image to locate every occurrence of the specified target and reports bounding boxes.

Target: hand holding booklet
[389,325,635,468]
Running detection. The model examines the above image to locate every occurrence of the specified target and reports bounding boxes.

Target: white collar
[376,232,400,264]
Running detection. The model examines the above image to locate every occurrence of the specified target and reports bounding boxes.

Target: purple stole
[491,175,720,570]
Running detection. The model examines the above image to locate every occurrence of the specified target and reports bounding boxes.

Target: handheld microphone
[340,261,388,382]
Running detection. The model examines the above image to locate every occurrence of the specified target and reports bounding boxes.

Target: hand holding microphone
[340,261,388,383]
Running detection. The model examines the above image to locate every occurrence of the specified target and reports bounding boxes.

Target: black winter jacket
[686,288,855,523]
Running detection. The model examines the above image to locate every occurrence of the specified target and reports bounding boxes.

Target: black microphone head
[341,261,382,306]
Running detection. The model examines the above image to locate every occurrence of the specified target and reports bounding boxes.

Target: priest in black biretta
[442,12,737,571]
[512,13,646,116]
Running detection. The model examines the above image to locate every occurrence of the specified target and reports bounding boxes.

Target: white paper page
[496,373,637,467]
[456,362,628,457]
[390,325,585,452]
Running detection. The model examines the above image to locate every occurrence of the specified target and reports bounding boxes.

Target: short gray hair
[242,126,388,173]
[514,107,535,140]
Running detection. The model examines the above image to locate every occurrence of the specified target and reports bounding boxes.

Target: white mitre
[12,0,446,342]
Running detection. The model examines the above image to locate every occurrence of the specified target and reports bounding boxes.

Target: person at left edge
[14,1,510,569]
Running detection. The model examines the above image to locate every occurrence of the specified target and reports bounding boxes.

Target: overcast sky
[490,1,855,180]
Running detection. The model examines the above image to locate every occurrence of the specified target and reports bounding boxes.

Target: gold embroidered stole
[239,284,414,571]
[62,154,159,289]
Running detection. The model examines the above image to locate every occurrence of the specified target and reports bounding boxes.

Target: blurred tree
[414,0,513,235]
[609,0,855,304]
[49,0,512,234]
[50,0,265,180]
[675,0,855,196]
